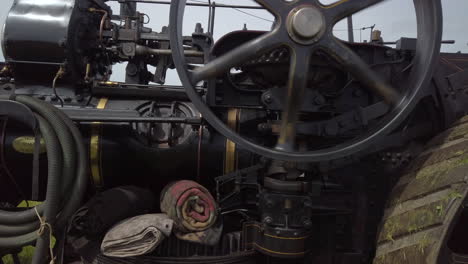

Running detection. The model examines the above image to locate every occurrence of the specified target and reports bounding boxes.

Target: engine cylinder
[2,0,99,84]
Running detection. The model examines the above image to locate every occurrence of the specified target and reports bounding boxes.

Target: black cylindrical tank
[2,0,100,84]
[0,99,257,204]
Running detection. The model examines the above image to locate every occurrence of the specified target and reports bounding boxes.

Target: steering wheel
[170,0,442,162]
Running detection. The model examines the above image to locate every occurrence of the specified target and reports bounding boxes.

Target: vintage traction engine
[0,0,468,263]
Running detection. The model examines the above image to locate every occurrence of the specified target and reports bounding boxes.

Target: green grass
[1,201,45,264]
[2,246,36,264]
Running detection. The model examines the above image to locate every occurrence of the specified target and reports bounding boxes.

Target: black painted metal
[63,108,202,124]
[1,0,467,262]
[107,0,265,10]
[2,0,76,63]
[92,82,204,100]
[169,0,443,162]
[347,16,354,43]
[2,0,101,85]
[0,101,37,129]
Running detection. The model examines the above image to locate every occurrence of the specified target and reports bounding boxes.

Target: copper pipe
[89,8,108,42]
[52,66,66,107]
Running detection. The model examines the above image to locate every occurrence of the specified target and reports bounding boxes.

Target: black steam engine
[0,0,468,263]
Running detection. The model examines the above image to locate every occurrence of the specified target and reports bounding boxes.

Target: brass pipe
[0,66,10,76]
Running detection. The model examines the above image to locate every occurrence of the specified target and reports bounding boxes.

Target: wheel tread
[374,117,468,264]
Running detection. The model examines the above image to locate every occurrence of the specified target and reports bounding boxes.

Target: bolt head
[303,219,313,228]
[264,216,273,224]
[263,93,273,104]
[266,200,274,208]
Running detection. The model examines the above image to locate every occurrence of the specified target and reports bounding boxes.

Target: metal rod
[382,40,456,45]
[92,81,204,100]
[62,106,203,124]
[7,60,64,66]
[120,0,137,17]
[210,2,216,35]
[369,24,375,42]
[108,0,264,10]
[135,45,204,57]
[207,0,212,35]
[347,16,354,43]
[442,40,456,44]
[72,116,202,124]
[96,81,203,90]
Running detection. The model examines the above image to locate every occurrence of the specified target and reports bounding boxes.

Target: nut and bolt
[263,216,273,224]
[303,219,312,228]
[263,94,273,104]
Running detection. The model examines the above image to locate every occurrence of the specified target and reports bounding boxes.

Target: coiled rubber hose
[0,95,88,264]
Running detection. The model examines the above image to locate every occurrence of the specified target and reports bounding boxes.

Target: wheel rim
[169,0,442,162]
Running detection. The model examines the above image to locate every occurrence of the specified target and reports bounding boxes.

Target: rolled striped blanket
[160,180,221,245]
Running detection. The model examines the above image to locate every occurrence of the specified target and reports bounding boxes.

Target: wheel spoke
[275,47,311,152]
[255,0,286,15]
[321,38,400,105]
[322,0,387,23]
[190,30,285,84]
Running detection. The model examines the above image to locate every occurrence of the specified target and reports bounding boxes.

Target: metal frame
[169,0,443,162]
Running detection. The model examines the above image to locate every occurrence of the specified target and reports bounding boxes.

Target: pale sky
[1,0,467,83]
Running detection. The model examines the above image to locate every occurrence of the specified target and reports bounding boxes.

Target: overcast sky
[1,0,467,83]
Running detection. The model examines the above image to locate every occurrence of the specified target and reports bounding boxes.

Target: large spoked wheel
[170,0,442,162]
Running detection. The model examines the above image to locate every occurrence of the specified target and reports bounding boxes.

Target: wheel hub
[288,6,325,44]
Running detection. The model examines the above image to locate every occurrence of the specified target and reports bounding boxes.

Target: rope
[34,207,56,264]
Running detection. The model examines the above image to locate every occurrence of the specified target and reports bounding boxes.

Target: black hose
[0,95,88,264]
[0,97,75,225]
[0,222,40,237]
[51,106,88,228]
[31,114,63,264]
